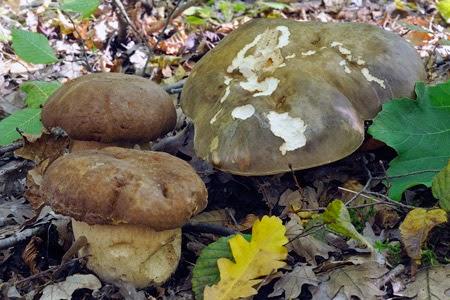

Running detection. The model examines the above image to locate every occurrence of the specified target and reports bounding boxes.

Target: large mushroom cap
[181,19,426,176]
[42,73,176,143]
[42,147,207,231]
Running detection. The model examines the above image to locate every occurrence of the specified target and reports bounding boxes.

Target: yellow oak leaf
[399,208,447,263]
[204,216,288,300]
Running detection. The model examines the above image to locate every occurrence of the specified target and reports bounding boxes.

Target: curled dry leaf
[399,208,448,263]
[21,236,42,274]
[285,214,337,266]
[268,264,319,299]
[311,261,388,300]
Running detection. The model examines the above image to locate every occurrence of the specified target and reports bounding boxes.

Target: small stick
[61,236,88,263]
[0,141,24,156]
[0,226,46,250]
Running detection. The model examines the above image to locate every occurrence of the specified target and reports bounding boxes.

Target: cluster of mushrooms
[33,19,425,289]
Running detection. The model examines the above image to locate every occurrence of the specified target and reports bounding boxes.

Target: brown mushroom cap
[42,73,176,143]
[181,19,426,176]
[41,147,207,231]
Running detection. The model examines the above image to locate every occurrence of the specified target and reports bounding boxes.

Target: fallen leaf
[399,208,447,263]
[311,261,387,300]
[322,200,373,250]
[395,265,450,298]
[285,214,337,266]
[0,197,34,224]
[432,161,450,212]
[269,264,319,299]
[190,209,231,226]
[15,132,70,164]
[40,274,102,300]
[204,216,288,300]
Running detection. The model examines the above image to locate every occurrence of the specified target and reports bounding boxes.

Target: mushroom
[42,73,176,151]
[180,19,426,175]
[41,147,207,287]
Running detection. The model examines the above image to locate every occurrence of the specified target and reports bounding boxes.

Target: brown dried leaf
[311,261,388,300]
[395,265,450,299]
[15,132,69,164]
[286,214,337,266]
[22,236,42,274]
[269,264,319,299]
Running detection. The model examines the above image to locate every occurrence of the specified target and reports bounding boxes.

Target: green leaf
[20,81,61,108]
[368,81,450,200]
[322,200,373,250]
[437,0,450,23]
[192,234,251,300]
[432,161,450,212]
[11,29,58,64]
[186,15,207,25]
[61,0,100,18]
[0,108,43,145]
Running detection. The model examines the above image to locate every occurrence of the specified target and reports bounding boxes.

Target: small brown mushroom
[41,147,207,287]
[42,73,176,151]
[181,19,426,175]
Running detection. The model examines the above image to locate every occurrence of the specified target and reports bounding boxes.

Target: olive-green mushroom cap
[180,19,426,176]
[42,73,176,143]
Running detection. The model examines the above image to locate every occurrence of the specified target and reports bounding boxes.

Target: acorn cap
[41,147,208,231]
[42,73,176,143]
[180,19,426,176]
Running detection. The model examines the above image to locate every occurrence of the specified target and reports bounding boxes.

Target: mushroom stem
[72,219,182,288]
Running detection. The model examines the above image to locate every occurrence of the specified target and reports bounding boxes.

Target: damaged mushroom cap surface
[181,19,426,176]
[41,147,207,287]
[42,72,177,144]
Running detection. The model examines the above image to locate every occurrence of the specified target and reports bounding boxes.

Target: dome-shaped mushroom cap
[181,19,426,176]
[42,73,176,143]
[41,147,207,231]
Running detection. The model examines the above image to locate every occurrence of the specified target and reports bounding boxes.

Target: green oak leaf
[432,161,450,212]
[20,81,61,108]
[192,234,251,300]
[61,0,100,18]
[0,108,43,145]
[11,29,57,64]
[322,200,373,250]
[368,81,450,200]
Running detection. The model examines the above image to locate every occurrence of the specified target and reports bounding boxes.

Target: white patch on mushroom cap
[219,85,231,103]
[330,41,343,47]
[339,60,351,74]
[226,26,290,98]
[361,68,386,89]
[210,108,223,124]
[231,104,256,120]
[286,53,296,59]
[301,50,316,56]
[276,26,290,47]
[224,76,232,85]
[267,111,307,155]
[356,58,365,65]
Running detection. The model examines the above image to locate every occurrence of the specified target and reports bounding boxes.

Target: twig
[377,264,405,288]
[62,12,93,72]
[373,169,441,180]
[183,223,237,236]
[141,0,184,76]
[286,224,325,245]
[0,226,46,250]
[14,256,86,286]
[345,166,373,206]
[112,0,148,45]
[338,187,416,210]
[0,141,24,156]
[0,160,33,177]
[163,78,186,94]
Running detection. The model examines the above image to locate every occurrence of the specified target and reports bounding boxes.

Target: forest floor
[0,0,449,299]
